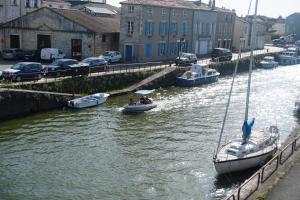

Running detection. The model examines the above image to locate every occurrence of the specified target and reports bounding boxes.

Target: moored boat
[67,93,109,109]
[258,56,278,69]
[176,64,220,87]
[279,48,300,65]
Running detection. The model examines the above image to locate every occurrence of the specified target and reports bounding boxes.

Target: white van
[40,48,65,61]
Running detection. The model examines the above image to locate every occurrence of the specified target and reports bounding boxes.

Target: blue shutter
[146,43,152,58]
[165,22,169,35]
[182,21,187,35]
[157,43,161,56]
[152,22,155,36]
[175,21,178,35]
[159,21,162,35]
[145,21,148,36]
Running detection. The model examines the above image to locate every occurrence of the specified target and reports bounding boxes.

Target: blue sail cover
[242,118,255,141]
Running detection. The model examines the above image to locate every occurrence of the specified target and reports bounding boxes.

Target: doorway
[10,35,20,48]
[37,35,51,50]
[125,45,133,62]
[71,39,82,60]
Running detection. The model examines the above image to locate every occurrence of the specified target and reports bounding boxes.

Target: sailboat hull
[214,148,277,174]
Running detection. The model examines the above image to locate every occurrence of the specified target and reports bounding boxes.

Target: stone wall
[0,89,73,121]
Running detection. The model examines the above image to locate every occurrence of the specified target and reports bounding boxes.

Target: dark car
[175,53,198,66]
[211,48,232,62]
[81,57,108,72]
[2,48,26,60]
[2,62,44,82]
[23,50,41,61]
[45,59,79,77]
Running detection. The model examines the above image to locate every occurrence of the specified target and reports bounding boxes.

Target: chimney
[209,0,212,7]
[212,0,216,9]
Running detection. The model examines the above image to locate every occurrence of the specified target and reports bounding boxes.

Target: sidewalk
[266,154,300,200]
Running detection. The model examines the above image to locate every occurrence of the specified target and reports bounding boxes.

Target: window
[102,34,106,42]
[171,21,178,36]
[159,21,168,36]
[26,0,30,7]
[12,0,18,6]
[34,0,38,8]
[128,5,134,13]
[172,10,176,17]
[145,20,154,36]
[162,8,167,16]
[147,7,153,15]
[127,21,134,35]
[158,42,167,56]
[183,10,187,18]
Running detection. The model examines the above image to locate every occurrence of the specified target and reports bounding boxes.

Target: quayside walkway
[109,66,177,96]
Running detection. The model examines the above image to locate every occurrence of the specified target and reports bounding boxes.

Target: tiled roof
[50,8,120,33]
[120,0,199,10]
[121,0,235,13]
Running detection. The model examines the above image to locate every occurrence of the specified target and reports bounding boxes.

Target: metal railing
[224,135,300,200]
[0,62,169,85]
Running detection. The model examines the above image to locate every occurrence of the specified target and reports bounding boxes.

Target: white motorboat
[122,90,157,113]
[258,56,278,69]
[213,0,279,175]
[279,47,300,65]
[67,93,109,109]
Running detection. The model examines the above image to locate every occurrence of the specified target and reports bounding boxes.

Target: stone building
[0,0,71,24]
[192,2,217,56]
[232,17,250,52]
[214,6,236,49]
[286,13,300,41]
[0,7,119,59]
[119,0,197,62]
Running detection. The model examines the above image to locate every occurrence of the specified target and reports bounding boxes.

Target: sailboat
[213,0,279,174]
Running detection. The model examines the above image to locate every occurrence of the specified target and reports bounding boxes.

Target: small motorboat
[67,93,109,109]
[176,64,220,87]
[258,56,278,69]
[122,90,157,113]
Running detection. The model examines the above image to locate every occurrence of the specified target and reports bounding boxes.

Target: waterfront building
[245,16,269,49]
[119,0,197,62]
[0,0,71,25]
[214,6,236,49]
[286,13,300,41]
[0,7,119,59]
[232,17,250,52]
[192,2,217,56]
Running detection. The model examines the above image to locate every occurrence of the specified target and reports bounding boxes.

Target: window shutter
[145,21,148,36]
[165,22,169,35]
[175,22,178,35]
[158,43,161,56]
[159,21,162,35]
[152,22,155,36]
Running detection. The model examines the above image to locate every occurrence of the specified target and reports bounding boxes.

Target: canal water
[0,65,300,200]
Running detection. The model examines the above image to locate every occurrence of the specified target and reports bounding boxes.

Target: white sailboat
[213,0,279,175]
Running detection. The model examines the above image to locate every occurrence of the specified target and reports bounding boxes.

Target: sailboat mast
[245,0,258,121]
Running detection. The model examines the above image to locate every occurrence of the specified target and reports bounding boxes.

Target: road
[0,46,283,86]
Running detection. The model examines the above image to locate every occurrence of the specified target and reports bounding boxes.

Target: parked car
[81,57,107,72]
[100,51,122,64]
[45,59,79,77]
[211,48,232,62]
[175,53,198,66]
[23,50,41,61]
[0,71,3,81]
[41,48,65,61]
[2,48,26,60]
[2,62,44,82]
